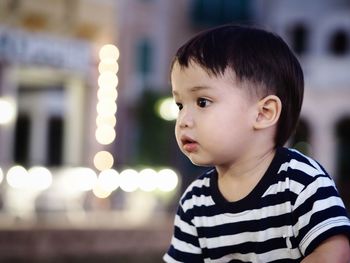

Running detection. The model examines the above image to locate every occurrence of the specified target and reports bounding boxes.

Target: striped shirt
[164,147,350,262]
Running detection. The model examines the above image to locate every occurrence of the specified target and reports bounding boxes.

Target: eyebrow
[190,85,211,92]
[172,85,211,96]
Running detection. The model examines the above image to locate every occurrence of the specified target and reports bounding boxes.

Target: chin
[189,158,213,167]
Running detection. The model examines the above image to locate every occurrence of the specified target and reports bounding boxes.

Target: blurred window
[14,114,31,166]
[136,39,153,76]
[191,0,251,27]
[16,85,65,166]
[47,116,64,166]
[290,23,308,55]
[329,30,348,56]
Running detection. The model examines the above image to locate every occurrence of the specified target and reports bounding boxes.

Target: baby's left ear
[253,95,282,130]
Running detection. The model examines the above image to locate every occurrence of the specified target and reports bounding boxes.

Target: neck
[215,146,277,202]
[216,146,276,180]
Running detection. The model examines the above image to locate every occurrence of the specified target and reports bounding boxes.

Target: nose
[177,108,194,128]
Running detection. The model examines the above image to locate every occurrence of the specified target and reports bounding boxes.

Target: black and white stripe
[164,147,350,262]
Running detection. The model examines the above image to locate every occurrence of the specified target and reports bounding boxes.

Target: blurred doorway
[14,85,65,167]
[336,117,350,210]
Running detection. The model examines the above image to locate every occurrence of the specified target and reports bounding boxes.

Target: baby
[164,24,350,262]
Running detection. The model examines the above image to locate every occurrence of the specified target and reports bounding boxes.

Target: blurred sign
[0,27,92,73]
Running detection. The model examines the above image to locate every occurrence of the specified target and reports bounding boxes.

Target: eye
[176,102,183,110]
[197,98,211,108]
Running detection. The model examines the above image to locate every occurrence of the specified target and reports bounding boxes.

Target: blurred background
[0,0,349,262]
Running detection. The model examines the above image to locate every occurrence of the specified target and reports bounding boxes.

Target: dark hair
[172,24,304,147]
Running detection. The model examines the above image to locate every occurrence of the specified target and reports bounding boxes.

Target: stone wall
[0,226,172,263]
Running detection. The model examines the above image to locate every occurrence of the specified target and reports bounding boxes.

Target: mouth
[181,136,198,152]
[181,136,195,145]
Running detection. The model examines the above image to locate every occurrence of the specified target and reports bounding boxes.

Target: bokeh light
[97,88,118,101]
[94,151,114,171]
[119,169,139,192]
[97,169,120,192]
[0,167,3,184]
[98,72,119,88]
[92,183,111,199]
[63,167,97,192]
[139,168,158,192]
[99,44,120,61]
[95,125,116,145]
[95,44,119,149]
[156,97,179,121]
[96,99,117,116]
[27,166,53,191]
[98,60,119,74]
[0,97,17,125]
[157,168,179,192]
[96,115,116,128]
[6,165,29,189]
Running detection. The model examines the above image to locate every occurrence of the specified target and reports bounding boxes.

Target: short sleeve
[163,203,203,262]
[292,173,350,256]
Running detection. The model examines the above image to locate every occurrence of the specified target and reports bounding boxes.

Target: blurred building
[0,0,118,168]
[0,1,178,260]
[115,0,254,190]
[116,0,350,206]
[0,0,349,261]
[256,0,350,205]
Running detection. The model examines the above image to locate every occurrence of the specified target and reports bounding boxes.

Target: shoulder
[179,168,216,213]
[261,147,339,202]
[276,147,331,186]
[277,149,350,256]
[277,147,326,174]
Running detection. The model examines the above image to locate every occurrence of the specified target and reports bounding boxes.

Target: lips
[180,136,198,153]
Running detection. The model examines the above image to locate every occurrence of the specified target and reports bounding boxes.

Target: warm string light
[94,44,120,177]
[88,45,180,199]
[6,165,52,191]
[1,164,179,200]
[90,168,179,197]
[93,44,119,198]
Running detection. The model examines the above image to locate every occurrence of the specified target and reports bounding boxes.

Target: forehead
[171,61,236,90]
[171,61,262,103]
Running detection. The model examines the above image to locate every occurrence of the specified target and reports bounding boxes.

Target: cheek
[174,123,181,144]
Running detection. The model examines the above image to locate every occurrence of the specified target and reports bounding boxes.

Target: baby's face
[171,61,259,167]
